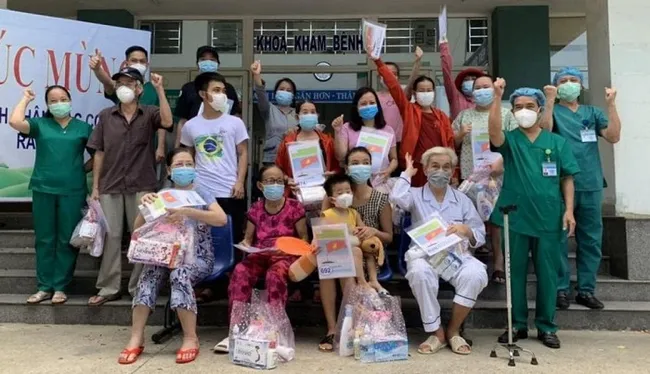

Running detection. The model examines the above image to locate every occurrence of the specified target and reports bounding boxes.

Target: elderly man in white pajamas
[391,146,488,356]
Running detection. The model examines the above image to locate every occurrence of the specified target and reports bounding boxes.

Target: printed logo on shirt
[195,132,224,160]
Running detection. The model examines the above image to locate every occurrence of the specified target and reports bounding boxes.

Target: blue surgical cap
[553,67,584,86]
[509,87,546,108]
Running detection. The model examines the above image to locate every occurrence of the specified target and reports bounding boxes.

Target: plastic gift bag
[70,199,109,257]
[335,285,408,363]
[229,290,296,370]
[458,165,502,221]
[127,216,197,268]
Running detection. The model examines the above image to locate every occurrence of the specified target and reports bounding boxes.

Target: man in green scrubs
[90,46,166,172]
[488,80,580,349]
[8,86,93,304]
[544,67,621,310]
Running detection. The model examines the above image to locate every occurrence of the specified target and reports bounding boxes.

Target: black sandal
[318,334,335,352]
[491,270,506,284]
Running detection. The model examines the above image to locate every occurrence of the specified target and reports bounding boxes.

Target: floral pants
[132,224,214,314]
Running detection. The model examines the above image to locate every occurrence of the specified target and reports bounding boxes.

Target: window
[139,21,182,54]
[466,19,488,53]
[210,21,243,53]
[379,19,437,53]
[253,20,362,54]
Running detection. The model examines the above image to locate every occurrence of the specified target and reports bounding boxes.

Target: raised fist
[250,60,262,75]
[89,49,102,71]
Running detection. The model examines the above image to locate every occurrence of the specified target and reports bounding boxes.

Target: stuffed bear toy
[360,236,384,267]
[288,236,383,282]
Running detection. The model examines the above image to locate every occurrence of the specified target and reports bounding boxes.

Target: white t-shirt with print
[180,113,249,198]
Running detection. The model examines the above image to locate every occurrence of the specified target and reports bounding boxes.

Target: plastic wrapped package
[335,286,408,363]
[296,186,326,221]
[458,166,502,221]
[69,199,110,257]
[229,290,296,370]
[127,216,197,269]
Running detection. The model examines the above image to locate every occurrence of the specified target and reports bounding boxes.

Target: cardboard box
[231,337,277,370]
[360,338,408,363]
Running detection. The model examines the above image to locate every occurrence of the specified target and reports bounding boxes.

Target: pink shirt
[247,198,306,249]
[378,91,404,142]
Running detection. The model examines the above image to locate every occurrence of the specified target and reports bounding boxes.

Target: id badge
[542,162,558,177]
[580,129,597,143]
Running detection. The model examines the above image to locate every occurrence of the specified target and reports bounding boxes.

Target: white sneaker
[213,337,229,353]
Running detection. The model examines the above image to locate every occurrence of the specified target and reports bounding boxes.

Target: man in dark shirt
[174,45,241,147]
[87,67,173,305]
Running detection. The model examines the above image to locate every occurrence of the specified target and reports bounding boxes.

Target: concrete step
[0,294,647,330]
[381,274,650,302]
[0,269,144,296]
[1,230,35,248]
[0,246,608,275]
[0,248,132,271]
[1,266,647,303]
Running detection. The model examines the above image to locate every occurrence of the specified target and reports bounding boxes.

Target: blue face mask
[170,167,196,187]
[358,104,378,120]
[299,114,319,130]
[263,184,284,201]
[198,60,219,73]
[347,164,372,184]
[472,88,495,107]
[461,80,474,96]
[275,90,293,106]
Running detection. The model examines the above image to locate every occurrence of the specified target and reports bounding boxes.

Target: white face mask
[129,63,148,77]
[116,86,136,104]
[514,109,538,129]
[209,93,229,112]
[416,92,435,107]
[334,193,353,209]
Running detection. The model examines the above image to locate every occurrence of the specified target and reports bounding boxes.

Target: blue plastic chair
[152,216,234,344]
[398,214,412,276]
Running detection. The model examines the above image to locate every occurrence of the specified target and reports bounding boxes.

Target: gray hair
[421,146,458,168]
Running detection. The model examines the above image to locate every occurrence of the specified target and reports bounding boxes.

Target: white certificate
[139,189,206,222]
[362,19,387,59]
[287,141,326,188]
[439,5,448,41]
[407,213,463,256]
[356,127,393,173]
[312,222,356,280]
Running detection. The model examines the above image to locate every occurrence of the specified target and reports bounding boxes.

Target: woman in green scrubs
[9,86,94,305]
[487,80,580,349]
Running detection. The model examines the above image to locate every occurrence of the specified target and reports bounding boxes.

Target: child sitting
[321,173,379,291]
[214,165,309,354]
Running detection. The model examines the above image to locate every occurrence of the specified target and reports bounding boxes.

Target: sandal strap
[449,335,470,350]
[320,334,334,345]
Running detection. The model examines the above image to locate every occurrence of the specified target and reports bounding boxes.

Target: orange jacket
[375,59,457,173]
[275,130,341,195]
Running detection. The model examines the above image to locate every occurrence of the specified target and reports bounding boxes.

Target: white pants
[405,250,488,332]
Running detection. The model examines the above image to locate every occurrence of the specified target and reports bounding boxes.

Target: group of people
[7,36,620,364]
